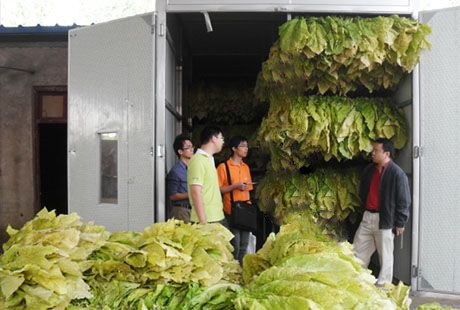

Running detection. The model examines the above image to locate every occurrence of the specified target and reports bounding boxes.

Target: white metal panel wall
[166,113,177,172]
[155,11,168,222]
[168,0,408,3]
[418,7,460,293]
[164,0,413,13]
[68,14,154,232]
[169,0,288,4]
[165,39,179,173]
[155,13,182,223]
[289,0,408,4]
[126,16,156,230]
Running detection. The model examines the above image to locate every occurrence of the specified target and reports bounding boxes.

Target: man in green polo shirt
[188,126,226,225]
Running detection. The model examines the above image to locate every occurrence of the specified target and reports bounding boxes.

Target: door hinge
[157,145,164,158]
[150,147,154,157]
[413,146,421,159]
[159,23,165,37]
[412,265,421,278]
[152,15,156,34]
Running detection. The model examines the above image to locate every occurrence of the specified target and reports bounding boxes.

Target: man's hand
[395,227,405,236]
[169,192,188,201]
[233,182,248,191]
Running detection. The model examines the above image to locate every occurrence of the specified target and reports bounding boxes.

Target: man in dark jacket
[353,138,411,285]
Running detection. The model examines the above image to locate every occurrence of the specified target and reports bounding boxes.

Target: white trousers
[353,211,394,285]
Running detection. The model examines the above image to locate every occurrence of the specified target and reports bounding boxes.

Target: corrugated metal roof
[0,24,83,42]
[0,24,79,33]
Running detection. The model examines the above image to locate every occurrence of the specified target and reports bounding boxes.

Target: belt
[173,203,192,210]
[365,209,379,213]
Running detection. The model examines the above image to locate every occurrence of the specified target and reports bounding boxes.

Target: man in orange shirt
[217,136,254,263]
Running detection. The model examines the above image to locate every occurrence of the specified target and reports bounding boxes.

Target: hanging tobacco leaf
[255,16,431,100]
[188,81,268,125]
[257,95,407,171]
[256,167,361,236]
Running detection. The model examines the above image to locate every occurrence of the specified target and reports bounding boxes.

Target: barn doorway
[34,87,68,215]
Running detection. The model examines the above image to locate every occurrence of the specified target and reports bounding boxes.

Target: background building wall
[0,41,67,248]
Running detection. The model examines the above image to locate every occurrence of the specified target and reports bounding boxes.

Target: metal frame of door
[412,6,460,295]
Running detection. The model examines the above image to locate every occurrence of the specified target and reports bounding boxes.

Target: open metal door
[414,6,460,294]
[154,9,182,222]
[68,14,155,231]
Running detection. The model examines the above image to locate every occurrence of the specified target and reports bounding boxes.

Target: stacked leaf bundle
[257,95,407,171]
[255,15,431,100]
[235,220,411,309]
[87,220,241,286]
[0,209,109,309]
[70,281,241,310]
[0,210,242,309]
[256,168,361,235]
[77,220,242,309]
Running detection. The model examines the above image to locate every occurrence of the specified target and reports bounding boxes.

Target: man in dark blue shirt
[166,134,194,223]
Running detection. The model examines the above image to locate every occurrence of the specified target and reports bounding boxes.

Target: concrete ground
[410,292,460,309]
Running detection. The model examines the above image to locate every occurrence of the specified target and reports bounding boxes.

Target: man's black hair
[200,126,223,146]
[375,138,395,158]
[173,134,191,158]
[228,135,248,152]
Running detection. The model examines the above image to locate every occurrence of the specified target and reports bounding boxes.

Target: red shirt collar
[375,160,391,172]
